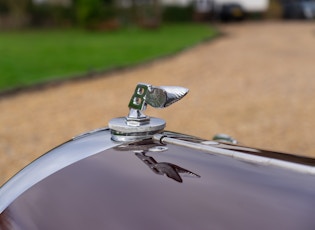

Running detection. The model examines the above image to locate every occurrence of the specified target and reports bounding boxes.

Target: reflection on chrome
[135,151,200,183]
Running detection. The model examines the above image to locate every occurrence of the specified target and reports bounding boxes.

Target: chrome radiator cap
[108,83,188,142]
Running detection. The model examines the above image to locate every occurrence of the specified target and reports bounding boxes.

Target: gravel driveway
[1,21,315,185]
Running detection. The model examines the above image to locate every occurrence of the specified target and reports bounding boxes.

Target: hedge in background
[162,5,194,22]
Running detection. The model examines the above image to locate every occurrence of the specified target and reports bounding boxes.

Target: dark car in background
[1,83,315,229]
[219,3,245,21]
[282,0,315,19]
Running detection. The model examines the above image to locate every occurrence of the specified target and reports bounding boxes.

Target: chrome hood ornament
[109,83,189,142]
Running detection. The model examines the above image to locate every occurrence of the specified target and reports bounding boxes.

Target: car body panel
[0,128,121,214]
[1,132,315,229]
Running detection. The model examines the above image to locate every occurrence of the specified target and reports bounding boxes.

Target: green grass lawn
[0,24,217,92]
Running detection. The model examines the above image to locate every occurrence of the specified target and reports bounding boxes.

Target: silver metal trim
[153,134,315,175]
[0,128,121,213]
[109,117,165,133]
[109,117,166,141]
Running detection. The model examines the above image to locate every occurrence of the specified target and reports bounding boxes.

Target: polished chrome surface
[109,83,188,141]
[0,128,121,213]
[128,83,189,112]
[2,135,315,229]
[213,133,238,144]
[145,85,189,108]
[109,117,165,142]
[154,133,315,175]
[109,117,166,133]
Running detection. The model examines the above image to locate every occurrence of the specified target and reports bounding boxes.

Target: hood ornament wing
[109,83,189,142]
[144,85,189,108]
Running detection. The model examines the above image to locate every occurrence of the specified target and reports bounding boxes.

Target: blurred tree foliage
[0,0,31,28]
[0,0,119,29]
[30,3,73,27]
[131,0,161,28]
[0,0,195,29]
[0,0,9,14]
[2,0,31,15]
[162,4,194,22]
[73,0,117,28]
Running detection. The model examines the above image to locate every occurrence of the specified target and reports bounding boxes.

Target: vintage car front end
[1,83,315,229]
